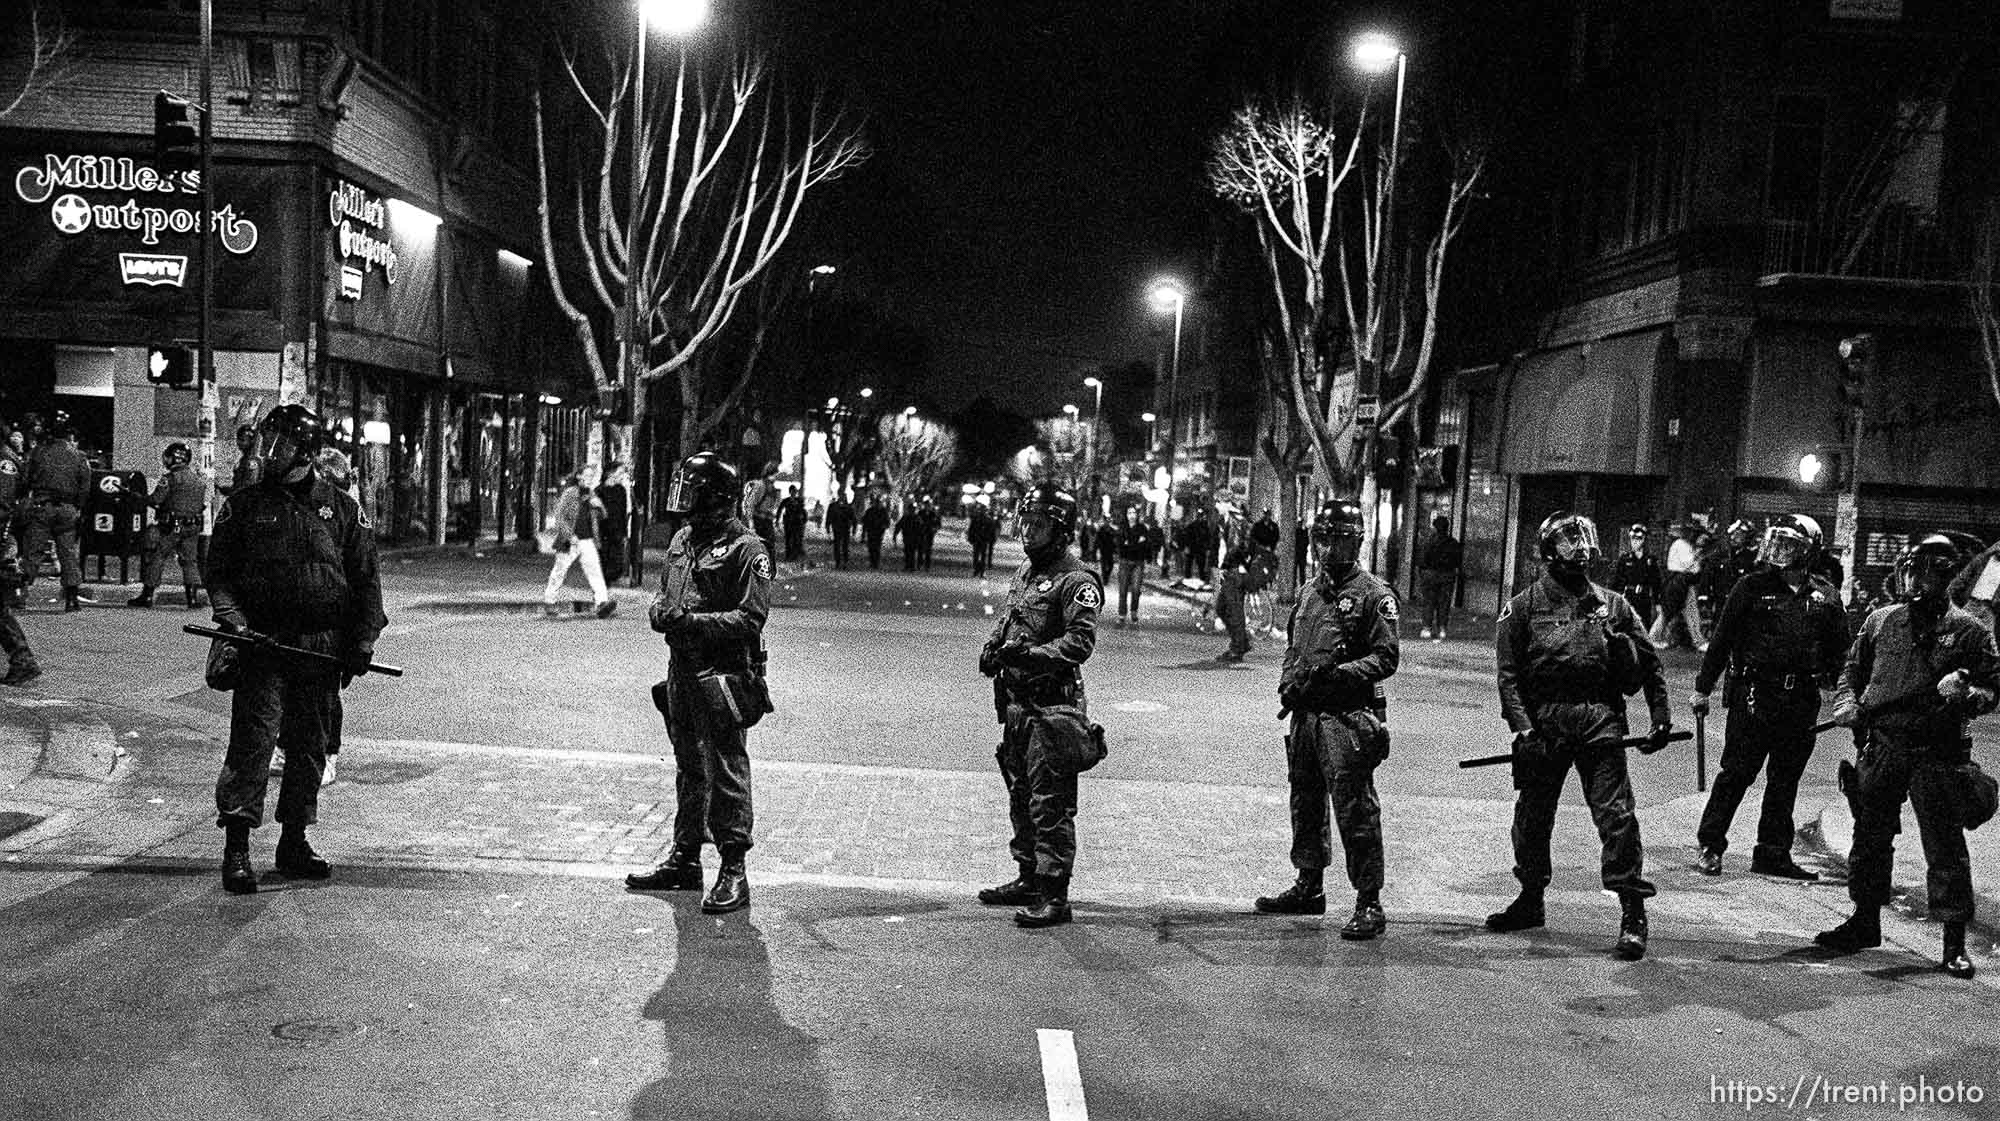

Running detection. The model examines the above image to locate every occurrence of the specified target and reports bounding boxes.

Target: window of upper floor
[1565,116,1691,263]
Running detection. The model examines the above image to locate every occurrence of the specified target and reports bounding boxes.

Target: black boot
[62,587,80,613]
[1254,869,1326,915]
[1014,874,1072,928]
[274,826,332,879]
[1340,892,1386,940]
[702,854,749,914]
[221,823,257,894]
[1485,888,1546,932]
[978,863,1040,907]
[126,587,155,608]
[1614,893,1649,961]
[625,846,704,891]
[1943,922,1976,980]
[1814,907,1882,954]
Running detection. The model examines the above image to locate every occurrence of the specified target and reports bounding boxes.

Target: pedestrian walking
[978,483,1101,928]
[543,471,616,619]
[127,442,207,609]
[1816,532,1999,980]
[626,452,774,914]
[1113,507,1148,623]
[916,496,941,571]
[1094,514,1119,585]
[1612,524,1664,629]
[1256,499,1398,939]
[1251,508,1281,552]
[826,492,855,569]
[1489,511,1673,960]
[1415,515,1462,641]
[1650,521,1707,650]
[1691,514,1848,880]
[779,486,807,562]
[0,419,37,685]
[1212,536,1259,662]
[744,463,779,560]
[20,418,91,612]
[596,461,631,585]
[1141,513,1166,579]
[895,503,921,571]
[967,502,997,578]
[861,497,889,570]
[205,405,385,893]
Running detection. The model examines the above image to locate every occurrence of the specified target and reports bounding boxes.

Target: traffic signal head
[590,385,630,423]
[1837,333,1875,409]
[153,91,200,171]
[147,344,196,388]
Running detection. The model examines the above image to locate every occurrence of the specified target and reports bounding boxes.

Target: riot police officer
[1691,514,1848,879]
[1257,499,1399,940]
[20,418,92,612]
[1612,524,1663,628]
[1490,511,1673,960]
[626,452,773,914]
[206,405,385,893]
[128,442,208,609]
[0,419,36,685]
[1818,532,2000,979]
[977,483,1101,928]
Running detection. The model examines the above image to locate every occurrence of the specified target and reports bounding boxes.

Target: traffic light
[1798,446,1845,491]
[1836,332,1875,410]
[153,91,200,170]
[146,344,196,389]
[591,385,630,423]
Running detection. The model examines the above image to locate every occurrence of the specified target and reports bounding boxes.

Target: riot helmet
[1726,518,1757,550]
[661,451,743,524]
[258,404,327,484]
[1311,499,1366,570]
[1626,523,1649,554]
[162,442,192,469]
[1893,531,1981,606]
[1538,510,1601,580]
[1018,483,1079,558]
[1757,514,1822,571]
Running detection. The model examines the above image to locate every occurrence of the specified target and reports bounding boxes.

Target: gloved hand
[996,637,1035,669]
[220,619,275,650]
[340,646,373,688]
[1641,720,1674,754]
[1938,669,1972,702]
[1831,701,1861,728]
[1511,730,1543,762]
[979,645,1002,678]
[1689,692,1710,718]
[650,598,689,636]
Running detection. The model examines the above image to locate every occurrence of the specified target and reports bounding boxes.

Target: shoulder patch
[1496,600,1513,623]
[1,459,20,475]
[1378,594,1398,620]
[318,503,335,521]
[1075,581,1102,609]
[752,552,773,580]
[356,504,372,530]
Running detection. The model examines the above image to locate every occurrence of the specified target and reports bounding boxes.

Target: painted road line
[1037,1028,1088,1121]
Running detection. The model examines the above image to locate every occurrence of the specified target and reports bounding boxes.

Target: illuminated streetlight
[1349,30,1401,75]
[1148,277,1187,519]
[859,386,873,398]
[1081,374,1104,508]
[1141,411,1155,423]
[640,0,710,36]
[1798,453,1824,486]
[903,405,918,417]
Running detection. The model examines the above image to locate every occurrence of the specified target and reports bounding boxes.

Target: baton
[184,624,404,678]
[1695,709,1707,792]
[1459,729,1693,769]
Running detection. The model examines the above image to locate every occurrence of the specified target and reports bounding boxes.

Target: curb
[1796,795,2000,945]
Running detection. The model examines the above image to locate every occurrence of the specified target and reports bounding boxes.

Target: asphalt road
[4,535,2000,1120]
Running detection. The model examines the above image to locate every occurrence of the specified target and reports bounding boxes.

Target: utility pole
[1835,333,1874,604]
[197,0,216,522]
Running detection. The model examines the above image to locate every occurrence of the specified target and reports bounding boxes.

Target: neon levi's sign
[329,180,398,285]
[13,153,260,255]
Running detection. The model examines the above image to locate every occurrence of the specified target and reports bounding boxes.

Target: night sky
[758,0,1247,418]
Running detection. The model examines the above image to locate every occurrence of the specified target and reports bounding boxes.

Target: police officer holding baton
[128,442,207,609]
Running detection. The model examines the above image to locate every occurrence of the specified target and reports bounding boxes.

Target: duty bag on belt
[696,669,771,730]
[1338,708,1391,766]
[205,638,241,692]
[1034,702,1108,775]
[1953,759,1999,831]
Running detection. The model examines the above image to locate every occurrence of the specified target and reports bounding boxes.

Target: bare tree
[0,2,74,122]
[1209,98,1483,562]
[1971,203,2000,413]
[873,413,960,502]
[533,42,868,481]
[1030,416,1112,497]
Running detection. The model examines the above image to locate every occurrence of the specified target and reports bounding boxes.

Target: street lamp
[623,0,709,585]
[1349,30,1405,400]
[1148,277,1186,520]
[1082,374,1103,509]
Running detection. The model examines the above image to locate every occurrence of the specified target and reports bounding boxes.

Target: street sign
[1355,396,1379,425]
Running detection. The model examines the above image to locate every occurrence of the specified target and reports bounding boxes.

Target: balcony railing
[1760,204,1957,283]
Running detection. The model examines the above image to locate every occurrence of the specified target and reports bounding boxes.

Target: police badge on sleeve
[752,552,774,579]
[1075,581,1102,609]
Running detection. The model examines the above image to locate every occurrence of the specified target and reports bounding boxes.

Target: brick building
[0,0,593,550]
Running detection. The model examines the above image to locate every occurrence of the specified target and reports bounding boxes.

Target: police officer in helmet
[1492,511,1672,960]
[206,404,385,893]
[1259,498,1399,939]
[129,442,208,609]
[978,482,1101,928]
[1820,532,2000,979]
[627,452,773,914]
[1690,514,1848,879]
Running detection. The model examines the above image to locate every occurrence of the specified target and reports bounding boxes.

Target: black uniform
[1612,550,1664,628]
[981,553,1100,885]
[21,437,91,593]
[1495,575,1669,897]
[861,503,889,569]
[142,464,207,593]
[207,476,385,829]
[1836,602,2000,925]
[1277,564,1399,891]
[0,447,33,679]
[651,517,772,860]
[826,498,854,568]
[1217,541,1255,658]
[1694,569,1849,865]
[967,507,998,577]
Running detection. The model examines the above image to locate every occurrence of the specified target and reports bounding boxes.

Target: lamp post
[1148,278,1186,521]
[1082,374,1103,510]
[1350,30,1406,572]
[622,0,709,586]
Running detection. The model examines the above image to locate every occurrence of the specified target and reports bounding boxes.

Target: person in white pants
[546,471,616,619]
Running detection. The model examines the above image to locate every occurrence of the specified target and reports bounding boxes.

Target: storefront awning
[1497,329,1668,476]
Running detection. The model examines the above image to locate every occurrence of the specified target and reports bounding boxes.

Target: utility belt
[1003,673,1080,708]
[159,514,203,532]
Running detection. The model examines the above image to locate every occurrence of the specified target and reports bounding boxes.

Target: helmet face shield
[1544,519,1601,564]
[1759,527,1810,569]
[663,469,699,516]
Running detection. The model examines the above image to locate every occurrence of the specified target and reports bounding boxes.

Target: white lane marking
[1113,700,1166,713]
[1037,1029,1089,1121]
